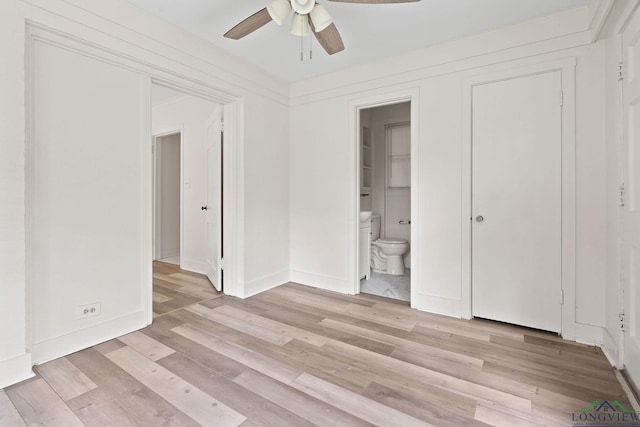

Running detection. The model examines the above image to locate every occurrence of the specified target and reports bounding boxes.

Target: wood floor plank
[279,282,377,307]
[35,356,98,402]
[344,302,418,331]
[414,320,492,342]
[474,403,544,427]
[200,294,273,316]
[66,347,195,426]
[158,352,316,427]
[93,338,126,355]
[362,381,490,427]
[0,389,26,427]
[153,291,173,303]
[213,303,330,347]
[117,330,175,361]
[233,370,375,427]
[292,372,433,427]
[186,304,294,346]
[106,346,246,427]
[321,317,485,368]
[72,397,140,427]
[481,360,627,403]
[322,338,532,415]
[171,323,302,384]
[6,378,85,427]
[142,320,248,380]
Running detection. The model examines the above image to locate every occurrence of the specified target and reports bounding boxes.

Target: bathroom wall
[370,103,411,267]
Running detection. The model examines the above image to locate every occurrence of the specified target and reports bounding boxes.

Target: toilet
[370,214,409,275]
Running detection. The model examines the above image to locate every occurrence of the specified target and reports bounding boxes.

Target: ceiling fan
[224,0,421,56]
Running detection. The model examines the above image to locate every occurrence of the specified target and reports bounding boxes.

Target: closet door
[471,71,562,333]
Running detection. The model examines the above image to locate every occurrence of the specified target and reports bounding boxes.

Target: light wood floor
[1,262,631,426]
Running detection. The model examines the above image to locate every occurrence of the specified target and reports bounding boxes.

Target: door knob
[475,216,484,222]
[201,206,208,211]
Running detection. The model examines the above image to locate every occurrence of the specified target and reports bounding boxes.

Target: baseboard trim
[160,249,179,259]
[573,323,603,346]
[0,353,35,389]
[32,310,148,365]
[289,270,350,295]
[241,269,290,299]
[616,370,640,412]
[602,345,619,369]
[411,295,463,319]
[180,259,208,275]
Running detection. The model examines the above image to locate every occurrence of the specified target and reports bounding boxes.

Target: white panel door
[205,109,222,291]
[472,71,562,333]
[623,7,640,388]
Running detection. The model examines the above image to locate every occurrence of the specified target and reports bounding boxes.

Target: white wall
[157,133,181,260]
[31,39,150,364]
[242,95,290,297]
[0,0,31,387]
[153,96,217,272]
[0,0,289,388]
[289,5,608,343]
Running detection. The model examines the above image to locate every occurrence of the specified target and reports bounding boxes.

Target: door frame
[151,80,243,302]
[461,58,577,339]
[349,88,420,303]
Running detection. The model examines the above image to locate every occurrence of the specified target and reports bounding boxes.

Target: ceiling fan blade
[328,0,420,3]
[311,22,345,55]
[224,8,272,40]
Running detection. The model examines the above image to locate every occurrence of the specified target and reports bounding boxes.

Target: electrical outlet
[78,302,101,319]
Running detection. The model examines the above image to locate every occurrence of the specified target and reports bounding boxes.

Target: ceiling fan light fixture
[290,13,310,36]
[290,0,315,15]
[310,4,332,32]
[266,0,292,25]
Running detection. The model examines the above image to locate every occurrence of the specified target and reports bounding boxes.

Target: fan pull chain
[309,29,313,60]
[300,16,304,61]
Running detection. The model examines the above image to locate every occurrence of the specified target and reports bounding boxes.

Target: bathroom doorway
[153,132,181,265]
[358,101,412,302]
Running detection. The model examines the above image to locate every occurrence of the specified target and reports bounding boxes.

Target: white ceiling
[128,0,590,82]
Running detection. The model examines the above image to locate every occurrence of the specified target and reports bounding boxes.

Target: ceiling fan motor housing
[291,0,315,15]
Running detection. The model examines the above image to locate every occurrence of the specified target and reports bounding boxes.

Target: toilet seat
[376,238,407,245]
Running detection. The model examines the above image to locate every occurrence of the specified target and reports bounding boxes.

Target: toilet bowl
[370,214,409,275]
[371,238,409,275]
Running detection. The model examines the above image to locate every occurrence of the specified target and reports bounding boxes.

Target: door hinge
[561,289,564,305]
[618,62,624,81]
[219,258,224,270]
[620,312,625,331]
[559,90,564,106]
[619,182,625,207]
[220,119,224,132]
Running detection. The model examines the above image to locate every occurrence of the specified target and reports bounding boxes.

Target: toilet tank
[371,214,381,241]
